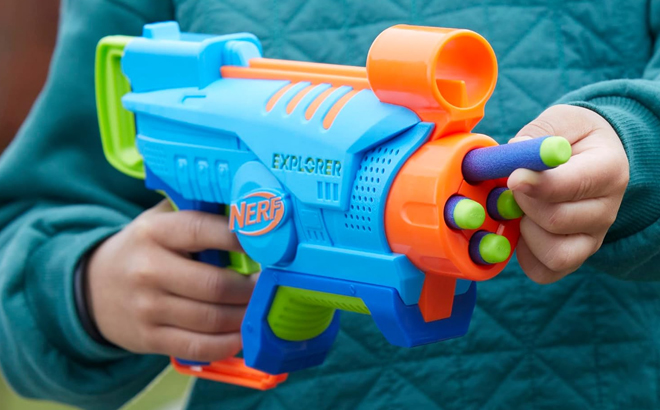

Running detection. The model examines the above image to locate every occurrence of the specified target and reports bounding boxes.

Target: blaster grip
[162,190,284,389]
[95,36,145,180]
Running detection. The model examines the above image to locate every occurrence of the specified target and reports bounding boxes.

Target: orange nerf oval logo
[229,191,286,236]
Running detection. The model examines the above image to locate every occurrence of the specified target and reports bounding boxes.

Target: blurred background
[0,1,191,409]
[0,0,58,151]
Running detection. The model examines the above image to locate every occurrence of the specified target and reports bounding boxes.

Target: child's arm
[509,3,660,282]
[0,1,178,409]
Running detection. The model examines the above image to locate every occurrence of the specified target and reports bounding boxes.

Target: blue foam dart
[462,136,571,183]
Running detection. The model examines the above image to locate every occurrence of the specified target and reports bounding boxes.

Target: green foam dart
[487,188,523,221]
[444,196,486,230]
[469,231,511,265]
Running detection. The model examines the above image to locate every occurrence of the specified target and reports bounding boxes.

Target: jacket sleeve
[555,0,660,281]
[0,0,174,409]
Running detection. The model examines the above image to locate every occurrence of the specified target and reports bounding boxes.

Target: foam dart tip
[469,231,511,265]
[462,136,572,183]
[444,196,486,230]
[487,188,523,221]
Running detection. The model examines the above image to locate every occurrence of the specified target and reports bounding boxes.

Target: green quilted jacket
[1,0,660,409]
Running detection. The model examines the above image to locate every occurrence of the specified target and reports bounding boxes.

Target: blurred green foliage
[0,367,191,410]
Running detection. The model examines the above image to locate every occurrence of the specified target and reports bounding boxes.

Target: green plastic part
[496,190,523,220]
[479,234,511,264]
[268,287,370,342]
[540,136,572,168]
[95,35,145,179]
[229,252,261,275]
[454,199,486,229]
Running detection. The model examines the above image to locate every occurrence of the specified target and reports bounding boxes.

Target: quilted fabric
[0,1,659,410]
[173,1,660,409]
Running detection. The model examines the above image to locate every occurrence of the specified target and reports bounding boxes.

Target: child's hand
[86,200,255,362]
[508,105,629,284]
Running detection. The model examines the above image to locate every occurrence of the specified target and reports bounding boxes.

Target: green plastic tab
[496,190,523,220]
[454,199,486,229]
[228,252,260,275]
[95,35,145,179]
[540,136,572,168]
[268,287,370,342]
[479,234,511,264]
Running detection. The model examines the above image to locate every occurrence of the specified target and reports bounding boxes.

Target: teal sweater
[1,0,660,409]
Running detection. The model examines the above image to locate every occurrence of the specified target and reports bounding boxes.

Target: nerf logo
[229,191,286,236]
[272,153,342,177]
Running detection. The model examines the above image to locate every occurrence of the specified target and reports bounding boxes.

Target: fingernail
[508,169,536,193]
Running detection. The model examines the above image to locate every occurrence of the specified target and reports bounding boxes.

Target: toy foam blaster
[96,22,571,390]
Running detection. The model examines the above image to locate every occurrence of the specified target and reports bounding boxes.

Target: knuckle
[182,339,207,361]
[204,307,226,330]
[135,295,160,321]
[543,244,575,272]
[132,217,155,241]
[130,256,157,287]
[544,206,567,234]
[205,273,228,300]
[141,330,162,353]
[186,214,206,244]
[519,119,557,138]
[602,210,617,229]
[573,176,593,201]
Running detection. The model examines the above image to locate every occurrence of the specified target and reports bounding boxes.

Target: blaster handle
[95,36,145,179]
[163,190,286,390]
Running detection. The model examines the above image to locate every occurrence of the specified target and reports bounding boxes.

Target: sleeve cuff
[25,225,129,362]
[74,246,117,349]
[559,90,660,241]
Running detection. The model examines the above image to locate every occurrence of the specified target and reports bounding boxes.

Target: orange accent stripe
[221,66,370,90]
[323,89,359,129]
[286,84,317,114]
[265,82,296,112]
[249,58,367,79]
[305,86,338,120]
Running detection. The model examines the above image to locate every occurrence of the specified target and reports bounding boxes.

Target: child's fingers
[514,104,594,144]
[148,251,255,304]
[518,217,599,283]
[511,195,615,235]
[147,327,242,362]
[515,238,570,284]
[508,150,622,203]
[143,211,243,253]
[151,297,246,334]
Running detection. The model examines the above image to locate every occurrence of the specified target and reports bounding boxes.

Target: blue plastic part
[230,161,298,266]
[123,22,262,92]
[462,135,553,182]
[124,79,420,211]
[469,231,490,265]
[242,269,477,375]
[118,23,483,375]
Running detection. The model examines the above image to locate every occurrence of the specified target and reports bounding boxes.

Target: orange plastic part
[384,133,520,321]
[305,86,338,120]
[266,82,296,112]
[366,25,497,138]
[322,89,359,129]
[171,357,288,390]
[286,84,316,114]
[220,25,514,323]
[221,60,369,90]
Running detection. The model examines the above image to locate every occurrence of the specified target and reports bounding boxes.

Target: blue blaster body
[96,21,527,389]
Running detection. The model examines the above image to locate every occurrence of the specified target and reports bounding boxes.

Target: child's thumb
[515,104,578,141]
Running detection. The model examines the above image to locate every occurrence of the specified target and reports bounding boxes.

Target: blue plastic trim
[242,269,476,374]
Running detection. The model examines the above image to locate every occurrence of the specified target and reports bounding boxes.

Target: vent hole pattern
[343,143,402,233]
